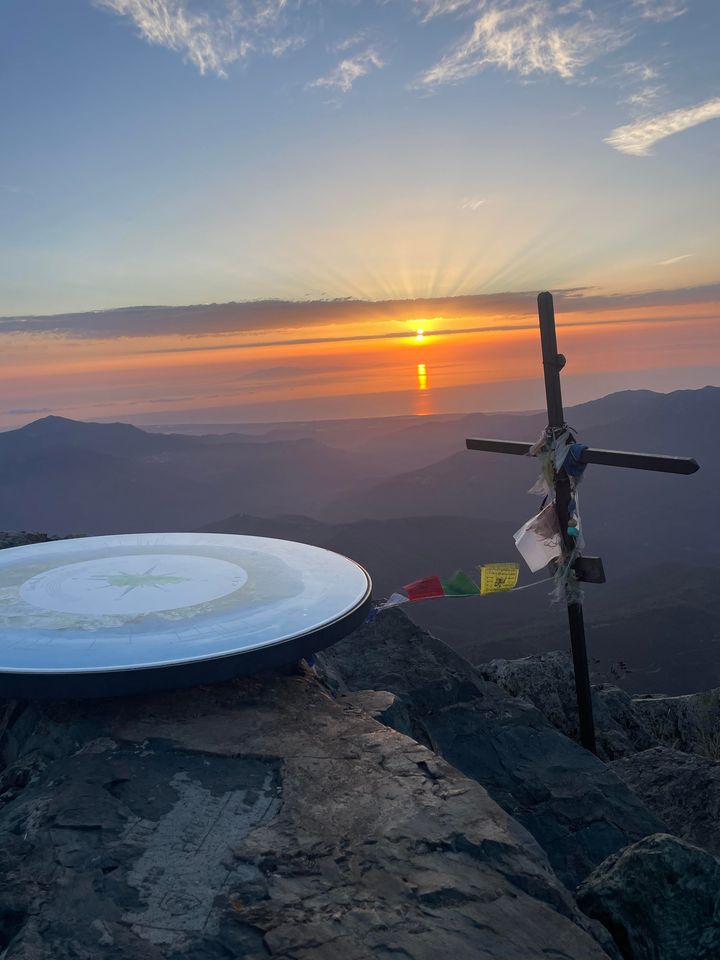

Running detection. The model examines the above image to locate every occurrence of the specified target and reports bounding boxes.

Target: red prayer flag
[403,575,445,601]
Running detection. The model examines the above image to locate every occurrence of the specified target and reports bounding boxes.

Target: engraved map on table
[0,533,370,673]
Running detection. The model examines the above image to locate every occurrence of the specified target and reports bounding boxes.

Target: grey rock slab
[0,671,615,959]
[122,769,279,946]
[317,610,664,889]
[611,746,720,858]
[577,833,720,960]
[0,734,277,957]
[633,688,720,758]
[479,651,658,761]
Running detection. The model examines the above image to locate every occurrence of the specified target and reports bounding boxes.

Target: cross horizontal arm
[465,438,699,475]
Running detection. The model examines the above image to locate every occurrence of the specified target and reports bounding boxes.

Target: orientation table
[0,533,372,698]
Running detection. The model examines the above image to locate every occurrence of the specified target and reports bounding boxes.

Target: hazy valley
[2,385,718,696]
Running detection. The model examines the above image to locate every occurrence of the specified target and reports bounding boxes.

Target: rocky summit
[1,575,720,957]
[0,664,615,959]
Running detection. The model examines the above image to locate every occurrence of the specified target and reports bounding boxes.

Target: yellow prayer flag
[479,563,520,595]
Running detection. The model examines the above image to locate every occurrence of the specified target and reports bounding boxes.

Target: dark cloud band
[0,284,718,341]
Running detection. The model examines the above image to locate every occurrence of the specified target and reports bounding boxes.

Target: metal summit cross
[466,291,699,755]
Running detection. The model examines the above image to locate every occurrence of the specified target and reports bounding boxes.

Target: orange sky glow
[2,289,718,427]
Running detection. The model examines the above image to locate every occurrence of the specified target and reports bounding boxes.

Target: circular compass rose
[91,564,191,597]
[19,553,248,616]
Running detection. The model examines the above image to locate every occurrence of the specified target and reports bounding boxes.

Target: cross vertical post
[465,291,699,757]
[538,291,596,754]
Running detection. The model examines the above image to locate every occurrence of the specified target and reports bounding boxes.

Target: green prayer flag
[441,569,481,597]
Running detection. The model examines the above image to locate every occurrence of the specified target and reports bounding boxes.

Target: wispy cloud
[414,0,474,24]
[334,31,370,53]
[309,48,384,93]
[622,62,659,84]
[623,85,662,109]
[270,34,306,58]
[658,254,692,266]
[460,196,486,210]
[605,97,720,155]
[94,0,292,77]
[615,61,668,116]
[632,0,687,22]
[419,0,627,86]
[94,0,704,140]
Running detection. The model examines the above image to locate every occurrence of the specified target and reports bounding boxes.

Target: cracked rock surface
[318,612,663,889]
[0,671,616,959]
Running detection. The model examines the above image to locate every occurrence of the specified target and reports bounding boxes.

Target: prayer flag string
[373,563,554,613]
[371,431,589,618]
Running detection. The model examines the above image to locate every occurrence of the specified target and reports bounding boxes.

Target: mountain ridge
[1,386,717,694]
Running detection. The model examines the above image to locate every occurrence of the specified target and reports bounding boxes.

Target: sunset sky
[1,0,719,426]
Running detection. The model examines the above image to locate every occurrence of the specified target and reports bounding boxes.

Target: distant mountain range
[1,386,718,694]
[0,414,382,534]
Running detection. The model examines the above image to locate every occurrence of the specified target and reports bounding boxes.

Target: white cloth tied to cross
[513,502,563,573]
[514,426,585,573]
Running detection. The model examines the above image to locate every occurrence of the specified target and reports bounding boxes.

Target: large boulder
[633,688,720,758]
[0,671,617,959]
[317,611,664,888]
[611,746,720,858]
[479,650,658,761]
[577,834,720,960]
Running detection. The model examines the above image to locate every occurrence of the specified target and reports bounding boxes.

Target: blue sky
[2,0,719,316]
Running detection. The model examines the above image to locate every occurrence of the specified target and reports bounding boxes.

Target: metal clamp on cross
[466,291,700,755]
